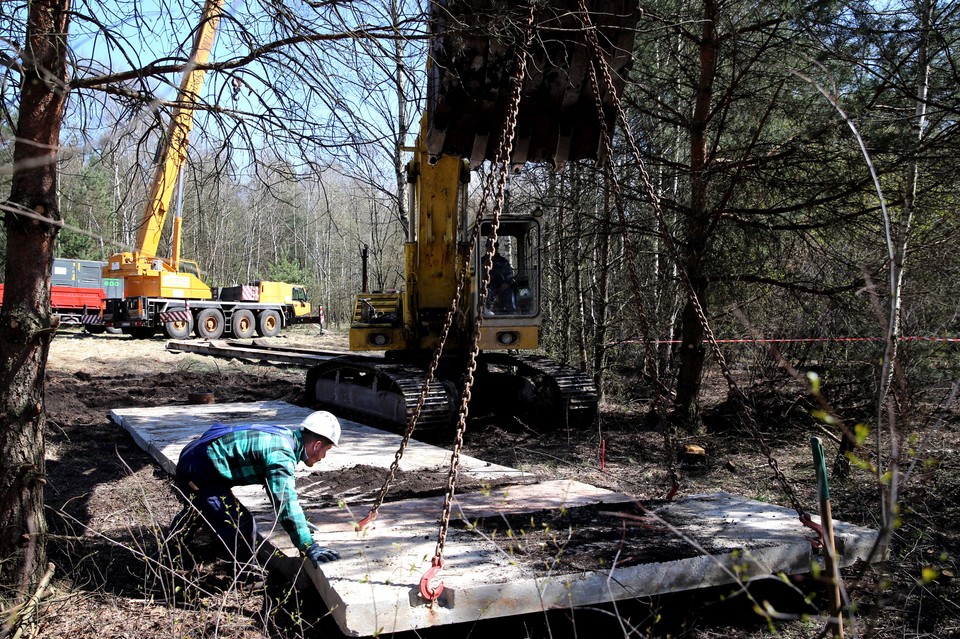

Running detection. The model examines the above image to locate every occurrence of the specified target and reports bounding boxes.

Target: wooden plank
[164,339,340,366]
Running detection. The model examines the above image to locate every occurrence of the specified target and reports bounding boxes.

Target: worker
[165,410,342,572]
[485,239,518,313]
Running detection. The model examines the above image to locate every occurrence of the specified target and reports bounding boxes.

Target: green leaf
[921,567,939,584]
[811,409,837,425]
[806,371,821,394]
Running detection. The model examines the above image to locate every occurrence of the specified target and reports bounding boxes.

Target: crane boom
[104,0,223,303]
[137,0,223,261]
[99,0,315,340]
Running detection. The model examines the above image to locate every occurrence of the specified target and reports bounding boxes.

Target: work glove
[306,541,340,568]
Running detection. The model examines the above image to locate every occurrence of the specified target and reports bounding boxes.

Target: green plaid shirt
[205,426,313,551]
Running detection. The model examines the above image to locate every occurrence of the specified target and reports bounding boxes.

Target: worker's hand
[305,541,340,567]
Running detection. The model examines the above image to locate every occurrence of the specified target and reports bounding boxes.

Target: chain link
[360,163,501,529]
[431,1,537,572]
[361,2,543,529]
[578,1,807,517]
[580,9,680,493]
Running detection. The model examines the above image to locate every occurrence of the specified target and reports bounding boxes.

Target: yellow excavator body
[311,1,639,430]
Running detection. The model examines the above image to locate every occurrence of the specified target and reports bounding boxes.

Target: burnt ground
[12,326,960,638]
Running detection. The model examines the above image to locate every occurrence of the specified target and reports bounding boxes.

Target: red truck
[0,258,123,332]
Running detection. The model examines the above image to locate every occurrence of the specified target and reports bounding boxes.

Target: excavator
[306,0,640,430]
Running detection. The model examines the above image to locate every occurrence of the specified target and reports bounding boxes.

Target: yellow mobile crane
[306,0,639,429]
[104,0,222,304]
[103,0,313,339]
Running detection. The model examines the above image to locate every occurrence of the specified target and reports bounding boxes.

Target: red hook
[355,510,378,532]
[799,512,825,550]
[664,479,680,501]
[419,556,445,601]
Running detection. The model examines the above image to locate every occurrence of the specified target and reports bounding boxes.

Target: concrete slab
[110,400,532,482]
[292,489,879,636]
[110,401,881,637]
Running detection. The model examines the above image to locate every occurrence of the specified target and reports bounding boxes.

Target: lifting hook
[355,509,378,532]
[419,556,445,602]
[799,512,825,550]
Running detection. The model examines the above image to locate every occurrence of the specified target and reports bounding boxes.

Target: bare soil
[20,326,960,638]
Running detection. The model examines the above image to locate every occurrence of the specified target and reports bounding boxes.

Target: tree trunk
[573,176,588,373]
[554,168,570,363]
[0,0,70,594]
[592,173,613,402]
[673,0,718,430]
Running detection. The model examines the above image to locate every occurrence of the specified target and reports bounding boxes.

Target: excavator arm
[313,0,641,430]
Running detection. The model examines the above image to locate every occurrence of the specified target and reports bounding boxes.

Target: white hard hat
[300,411,341,446]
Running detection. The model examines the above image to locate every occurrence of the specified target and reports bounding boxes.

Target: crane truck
[305,0,639,430]
[101,0,315,339]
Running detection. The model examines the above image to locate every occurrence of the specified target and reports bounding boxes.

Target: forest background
[1,0,959,631]
[2,0,958,400]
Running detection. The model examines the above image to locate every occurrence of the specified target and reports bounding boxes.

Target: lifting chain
[579,0,679,496]
[578,2,808,520]
[345,0,536,594]
[420,2,537,604]
[357,148,505,533]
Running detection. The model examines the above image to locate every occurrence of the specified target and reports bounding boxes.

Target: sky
[63,0,427,180]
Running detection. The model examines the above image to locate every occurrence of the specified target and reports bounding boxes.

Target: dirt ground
[18,325,960,638]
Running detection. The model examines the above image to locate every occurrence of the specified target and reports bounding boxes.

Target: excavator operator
[486,239,518,313]
[164,410,342,574]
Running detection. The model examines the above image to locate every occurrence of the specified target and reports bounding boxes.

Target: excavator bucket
[426,0,640,167]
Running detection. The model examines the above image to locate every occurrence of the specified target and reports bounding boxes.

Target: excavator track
[307,352,598,433]
[478,352,598,429]
[306,355,457,431]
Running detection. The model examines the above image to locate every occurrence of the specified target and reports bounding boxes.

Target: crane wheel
[231,309,256,338]
[164,315,194,339]
[195,308,225,339]
[256,310,282,338]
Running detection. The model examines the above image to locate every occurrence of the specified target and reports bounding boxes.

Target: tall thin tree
[0,0,70,594]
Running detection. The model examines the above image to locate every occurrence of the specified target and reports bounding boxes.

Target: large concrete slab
[112,400,531,482]
[111,401,881,637]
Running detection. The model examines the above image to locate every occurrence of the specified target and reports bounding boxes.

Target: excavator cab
[475,216,541,350]
[478,219,540,318]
